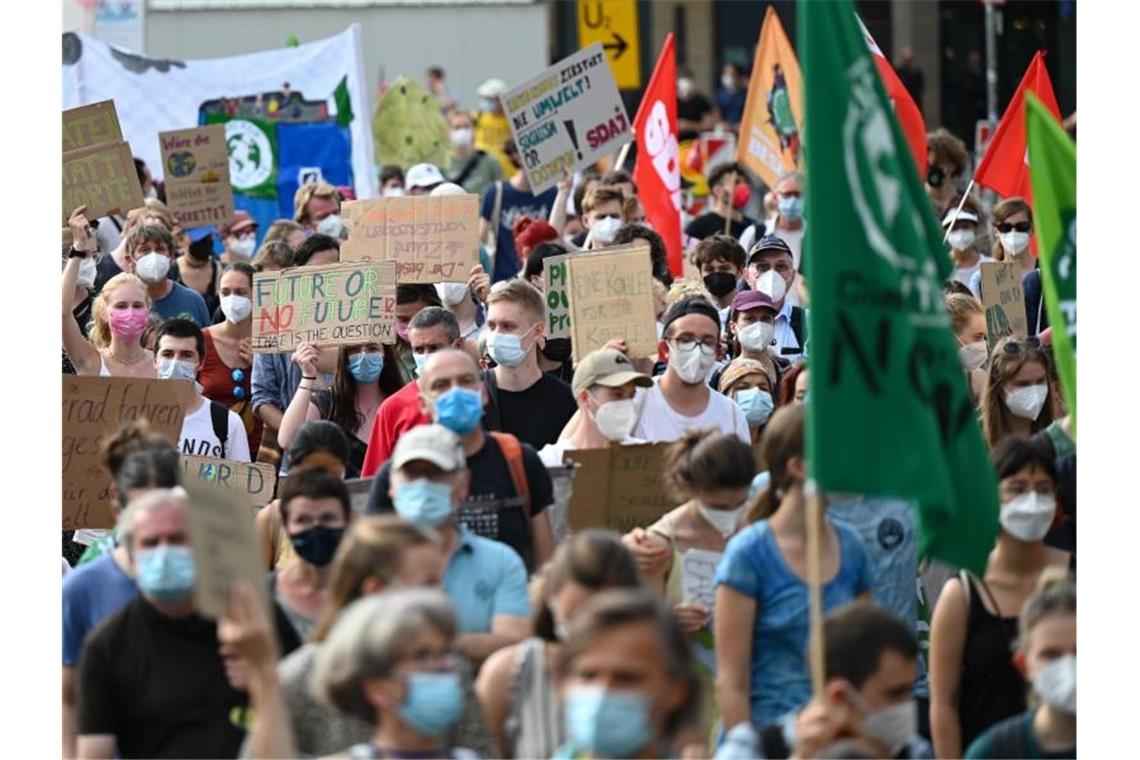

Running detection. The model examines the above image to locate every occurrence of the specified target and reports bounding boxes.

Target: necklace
[105,348,149,366]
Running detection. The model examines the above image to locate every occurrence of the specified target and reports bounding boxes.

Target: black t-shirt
[366,434,553,572]
[77,597,247,758]
[685,211,756,242]
[677,94,714,141]
[484,370,577,449]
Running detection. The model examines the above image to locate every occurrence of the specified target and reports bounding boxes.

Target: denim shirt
[251,351,333,469]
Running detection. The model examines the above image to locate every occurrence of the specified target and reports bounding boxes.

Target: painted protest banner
[564,443,681,533]
[63,100,123,153]
[543,253,572,340]
[566,244,657,362]
[62,377,190,530]
[502,42,633,194]
[341,195,479,283]
[980,261,1028,351]
[680,548,723,610]
[62,140,145,224]
[159,124,235,228]
[252,260,397,353]
[184,477,271,620]
[181,455,277,510]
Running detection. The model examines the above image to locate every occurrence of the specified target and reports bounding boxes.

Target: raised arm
[276,343,322,450]
[62,206,102,375]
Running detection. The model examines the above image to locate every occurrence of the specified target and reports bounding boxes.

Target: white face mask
[1001,230,1031,256]
[677,78,695,98]
[999,491,1056,542]
[590,216,623,245]
[669,341,716,385]
[754,270,788,304]
[450,127,474,150]
[435,281,469,306]
[859,700,917,757]
[592,397,638,442]
[720,74,736,91]
[1003,383,1049,421]
[230,235,256,259]
[135,252,171,284]
[739,321,775,352]
[697,504,745,537]
[317,214,344,238]
[947,228,977,251]
[220,294,253,324]
[1033,654,1076,714]
[76,257,98,290]
[958,340,988,371]
[383,186,405,198]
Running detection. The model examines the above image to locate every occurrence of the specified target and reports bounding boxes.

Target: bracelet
[298,384,314,392]
[68,247,88,260]
[301,375,317,380]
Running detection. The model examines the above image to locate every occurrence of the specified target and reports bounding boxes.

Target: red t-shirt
[360,380,430,476]
[199,330,264,454]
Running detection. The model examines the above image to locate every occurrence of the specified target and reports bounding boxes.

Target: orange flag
[736,6,804,189]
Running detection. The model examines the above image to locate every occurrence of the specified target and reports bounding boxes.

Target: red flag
[974,51,1062,202]
[633,34,684,276]
[856,15,927,175]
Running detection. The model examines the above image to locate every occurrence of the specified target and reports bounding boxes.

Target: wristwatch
[68,246,89,260]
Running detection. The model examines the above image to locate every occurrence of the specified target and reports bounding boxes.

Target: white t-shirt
[632,379,750,444]
[953,254,993,288]
[538,436,645,467]
[179,398,252,462]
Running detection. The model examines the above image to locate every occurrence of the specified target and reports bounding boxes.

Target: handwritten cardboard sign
[184,477,271,620]
[564,443,681,533]
[502,42,633,194]
[340,195,480,283]
[252,260,398,353]
[543,253,572,340]
[980,261,1028,351]
[63,100,123,153]
[566,244,657,362]
[181,455,277,509]
[159,124,235,227]
[62,377,190,530]
[62,140,145,224]
[681,548,723,611]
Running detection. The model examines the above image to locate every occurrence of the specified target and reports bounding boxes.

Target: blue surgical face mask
[398,671,464,737]
[347,350,384,383]
[735,387,774,427]
[394,479,456,527]
[564,685,652,758]
[487,325,535,368]
[433,386,484,435]
[778,194,804,221]
[135,544,196,602]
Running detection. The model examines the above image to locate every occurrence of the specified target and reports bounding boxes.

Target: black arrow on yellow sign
[603,32,629,60]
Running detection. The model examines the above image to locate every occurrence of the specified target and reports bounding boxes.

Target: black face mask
[540,337,573,363]
[187,237,214,261]
[926,164,946,189]
[703,271,738,299]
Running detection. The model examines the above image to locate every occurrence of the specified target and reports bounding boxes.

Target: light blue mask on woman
[347,350,384,383]
[135,545,196,602]
[564,685,652,758]
[398,670,465,736]
[735,388,774,427]
[394,479,455,527]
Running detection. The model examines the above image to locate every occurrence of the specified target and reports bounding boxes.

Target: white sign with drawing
[680,548,723,610]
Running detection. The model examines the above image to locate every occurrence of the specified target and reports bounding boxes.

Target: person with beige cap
[386,423,532,665]
[537,347,653,467]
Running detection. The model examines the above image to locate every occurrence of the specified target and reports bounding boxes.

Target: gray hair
[116,486,188,555]
[776,170,803,189]
[409,306,460,345]
[309,588,457,724]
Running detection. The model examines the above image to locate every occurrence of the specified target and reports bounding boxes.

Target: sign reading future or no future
[502,42,633,195]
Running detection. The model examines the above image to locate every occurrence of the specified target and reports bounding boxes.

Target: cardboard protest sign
[980,261,1028,351]
[181,455,277,510]
[252,260,398,353]
[344,477,374,515]
[184,477,271,620]
[502,42,633,194]
[340,195,479,283]
[62,377,190,530]
[63,100,122,153]
[546,464,576,544]
[159,124,235,227]
[681,548,723,610]
[566,244,657,362]
[543,254,572,340]
[62,140,145,223]
[564,443,681,533]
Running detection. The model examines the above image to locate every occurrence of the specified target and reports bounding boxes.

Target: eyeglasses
[669,337,717,355]
[231,368,246,400]
[995,221,1032,234]
[1001,336,1042,356]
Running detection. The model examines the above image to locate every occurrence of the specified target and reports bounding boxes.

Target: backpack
[209,401,230,459]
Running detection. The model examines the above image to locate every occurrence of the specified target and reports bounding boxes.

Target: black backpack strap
[452,151,484,188]
[482,368,503,432]
[783,306,806,355]
[210,401,229,460]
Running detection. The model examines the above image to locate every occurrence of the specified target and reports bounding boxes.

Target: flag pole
[724,170,737,235]
[805,479,826,698]
[941,179,976,244]
[613,140,633,174]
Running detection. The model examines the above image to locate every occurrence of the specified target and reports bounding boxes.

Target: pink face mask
[107,306,149,341]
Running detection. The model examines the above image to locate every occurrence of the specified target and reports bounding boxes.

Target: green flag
[800,0,998,575]
[1026,92,1076,434]
[206,114,279,201]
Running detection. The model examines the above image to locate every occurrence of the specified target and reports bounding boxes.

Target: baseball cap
[186,225,217,244]
[477,78,507,98]
[941,208,979,227]
[572,348,653,397]
[391,424,466,472]
[222,211,257,237]
[747,234,793,264]
[406,163,447,190]
[731,290,777,314]
[660,296,721,338]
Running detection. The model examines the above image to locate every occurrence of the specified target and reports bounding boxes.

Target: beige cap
[572,348,653,397]
[391,424,466,472]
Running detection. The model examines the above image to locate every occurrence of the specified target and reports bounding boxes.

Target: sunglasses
[1001,336,1042,356]
[231,368,247,400]
[995,221,1032,234]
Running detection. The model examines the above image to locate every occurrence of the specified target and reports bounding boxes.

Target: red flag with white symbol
[856,14,927,175]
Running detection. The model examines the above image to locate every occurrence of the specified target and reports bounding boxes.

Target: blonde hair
[1018,568,1075,651]
[582,185,626,216]
[944,293,983,335]
[90,273,150,349]
[294,181,339,223]
[126,198,175,231]
[487,277,545,322]
[665,278,715,309]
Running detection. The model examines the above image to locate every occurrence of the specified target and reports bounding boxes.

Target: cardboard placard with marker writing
[62,140,145,224]
[980,261,1028,351]
[62,377,190,530]
[565,243,657,362]
[543,253,572,340]
[159,124,235,228]
[180,455,277,510]
[564,443,681,532]
[63,100,123,153]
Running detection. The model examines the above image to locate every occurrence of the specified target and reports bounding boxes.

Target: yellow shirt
[473,112,515,177]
